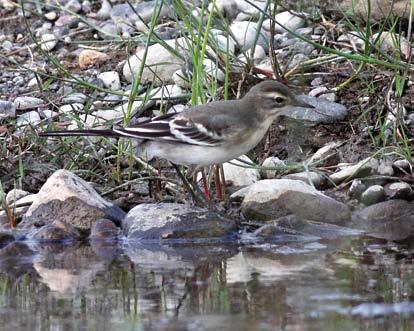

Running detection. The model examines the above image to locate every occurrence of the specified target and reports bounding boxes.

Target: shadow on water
[0,235,414,331]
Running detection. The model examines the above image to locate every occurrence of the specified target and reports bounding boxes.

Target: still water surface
[0,236,413,331]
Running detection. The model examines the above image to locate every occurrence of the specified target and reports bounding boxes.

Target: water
[0,236,414,331]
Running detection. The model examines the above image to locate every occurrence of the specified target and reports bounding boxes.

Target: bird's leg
[219,164,227,200]
[171,163,208,207]
[200,169,211,201]
[214,165,223,200]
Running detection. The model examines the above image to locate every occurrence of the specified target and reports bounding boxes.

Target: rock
[123,38,185,85]
[210,0,239,19]
[351,200,414,241]
[172,69,191,89]
[308,141,342,166]
[14,96,43,110]
[19,169,125,234]
[30,220,80,241]
[40,33,58,51]
[373,32,412,58]
[260,156,286,179]
[229,186,251,203]
[5,189,30,205]
[241,179,350,223]
[61,92,87,104]
[377,159,394,176]
[97,0,111,19]
[360,185,386,205]
[211,34,236,55]
[0,242,33,260]
[230,21,268,51]
[238,45,266,64]
[393,159,412,174]
[203,58,225,82]
[148,84,185,102]
[0,233,14,247]
[385,182,412,200]
[329,158,378,184]
[0,100,16,119]
[283,171,325,189]
[63,0,82,13]
[349,179,366,199]
[235,0,269,19]
[44,11,57,21]
[90,219,119,240]
[78,49,110,69]
[284,94,348,125]
[337,31,365,49]
[123,203,236,240]
[59,103,84,114]
[309,86,336,102]
[2,40,13,51]
[98,22,121,39]
[271,11,306,33]
[223,155,260,188]
[98,71,121,91]
[16,111,41,127]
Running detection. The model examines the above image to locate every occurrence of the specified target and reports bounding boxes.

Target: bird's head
[244,80,314,117]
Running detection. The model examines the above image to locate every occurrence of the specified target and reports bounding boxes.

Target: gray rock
[385,182,412,200]
[351,200,414,241]
[272,11,306,33]
[29,220,80,241]
[16,111,41,127]
[329,158,378,184]
[5,189,31,205]
[19,169,125,234]
[229,186,251,203]
[309,86,337,102]
[123,38,185,85]
[283,171,325,189]
[284,94,348,125]
[393,159,412,173]
[260,156,286,179]
[287,53,309,70]
[61,92,87,104]
[98,71,121,91]
[96,0,111,19]
[90,218,119,240]
[64,0,81,13]
[360,185,386,205]
[377,159,394,176]
[308,141,342,166]
[44,11,57,21]
[172,69,191,89]
[14,96,43,110]
[230,21,268,51]
[241,179,350,223]
[223,155,260,188]
[0,100,16,119]
[211,0,239,19]
[349,179,366,199]
[2,40,13,51]
[123,203,236,240]
[40,33,58,51]
[59,103,84,114]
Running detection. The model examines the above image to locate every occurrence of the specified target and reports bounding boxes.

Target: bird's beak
[292,97,315,109]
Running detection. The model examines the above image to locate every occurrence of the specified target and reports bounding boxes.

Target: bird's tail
[39,129,123,138]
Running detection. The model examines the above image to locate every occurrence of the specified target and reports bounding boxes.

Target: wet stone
[360,185,386,205]
[349,179,366,199]
[385,182,413,200]
[30,221,80,241]
[123,203,237,240]
[393,159,412,174]
[90,219,119,240]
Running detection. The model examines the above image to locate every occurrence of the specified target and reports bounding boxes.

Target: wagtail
[39,81,314,166]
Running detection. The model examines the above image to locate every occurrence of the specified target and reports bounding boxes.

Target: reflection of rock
[125,243,237,273]
[0,242,36,276]
[123,203,236,240]
[33,246,108,294]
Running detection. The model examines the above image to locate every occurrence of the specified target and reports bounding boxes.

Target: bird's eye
[274,97,285,103]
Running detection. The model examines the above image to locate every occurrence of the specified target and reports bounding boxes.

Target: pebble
[329,158,379,184]
[360,185,386,205]
[268,11,306,33]
[27,77,40,88]
[223,155,261,187]
[40,33,58,51]
[203,58,225,82]
[0,100,16,119]
[59,103,84,114]
[283,171,325,189]
[309,86,337,102]
[349,179,366,199]
[385,182,412,200]
[5,189,31,205]
[377,159,394,176]
[230,21,268,51]
[44,11,57,21]
[16,111,41,127]
[308,141,341,166]
[172,69,191,89]
[393,159,412,173]
[2,40,13,51]
[238,45,266,64]
[61,93,88,104]
[98,71,121,91]
[14,96,43,110]
[97,0,111,20]
[78,49,110,69]
[260,156,286,179]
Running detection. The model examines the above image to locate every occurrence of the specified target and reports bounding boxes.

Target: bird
[39,80,314,167]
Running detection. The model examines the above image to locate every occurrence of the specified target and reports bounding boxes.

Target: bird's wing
[113,112,227,146]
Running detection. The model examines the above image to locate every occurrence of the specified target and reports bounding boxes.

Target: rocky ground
[0,0,413,247]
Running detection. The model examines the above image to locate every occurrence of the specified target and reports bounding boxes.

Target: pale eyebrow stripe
[261,92,286,99]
